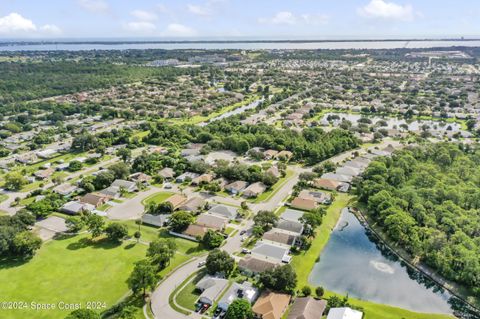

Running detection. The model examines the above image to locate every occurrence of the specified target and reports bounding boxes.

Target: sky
[0,0,479,39]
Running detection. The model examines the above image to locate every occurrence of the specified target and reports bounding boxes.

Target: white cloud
[0,13,37,34]
[77,0,109,13]
[124,21,156,33]
[130,10,158,21]
[163,23,197,37]
[187,4,212,17]
[0,13,62,36]
[259,11,329,26]
[259,11,297,25]
[301,14,329,25]
[40,24,62,36]
[358,0,415,21]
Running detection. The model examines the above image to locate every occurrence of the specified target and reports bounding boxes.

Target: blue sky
[0,0,478,39]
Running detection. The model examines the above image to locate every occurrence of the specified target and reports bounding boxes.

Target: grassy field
[141,191,175,207]
[290,194,454,319]
[0,234,147,319]
[175,272,204,311]
[0,193,8,203]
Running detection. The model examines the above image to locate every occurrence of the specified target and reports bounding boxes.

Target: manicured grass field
[291,194,454,319]
[0,234,147,319]
[141,191,175,206]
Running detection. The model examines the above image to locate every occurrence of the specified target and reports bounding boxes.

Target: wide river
[1,40,480,51]
[309,208,454,314]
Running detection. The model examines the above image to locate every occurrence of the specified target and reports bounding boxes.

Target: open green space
[175,271,204,311]
[0,234,147,319]
[141,191,175,206]
[0,194,8,203]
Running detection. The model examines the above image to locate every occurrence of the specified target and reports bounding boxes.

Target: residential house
[176,172,200,183]
[290,197,318,211]
[216,282,259,312]
[191,173,214,186]
[159,167,175,180]
[111,179,138,192]
[53,183,78,196]
[252,291,291,319]
[263,149,279,160]
[213,177,229,189]
[321,173,352,183]
[336,166,361,177]
[262,228,299,246]
[196,276,229,306]
[327,307,363,319]
[165,194,188,210]
[238,255,280,275]
[99,186,121,198]
[225,181,249,195]
[183,224,209,239]
[280,209,304,222]
[141,214,169,227]
[34,167,55,180]
[16,152,38,164]
[287,297,327,319]
[196,214,228,231]
[312,178,341,191]
[276,219,304,235]
[266,166,281,178]
[208,204,238,220]
[298,190,331,205]
[251,241,291,263]
[179,197,205,212]
[243,182,267,198]
[276,151,293,161]
[79,193,111,208]
[36,148,57,159]
[61,201,95,215]
[129,172,151,184]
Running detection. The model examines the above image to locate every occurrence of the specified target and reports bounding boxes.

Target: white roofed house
[111,179,138,192]
[195,276,229,306]
[61,201,95,215]
[327,307,363,319]
[53,183,79,196]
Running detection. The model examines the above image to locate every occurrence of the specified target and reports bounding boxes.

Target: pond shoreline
[352,207,480,317]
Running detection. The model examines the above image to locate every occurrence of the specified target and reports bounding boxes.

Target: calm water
[309,208,453,314]
[198,98,263,127]
[1,40,480,51]
[322,112,463,132]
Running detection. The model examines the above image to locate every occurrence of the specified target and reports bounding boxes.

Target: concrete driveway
[107,186,163,220]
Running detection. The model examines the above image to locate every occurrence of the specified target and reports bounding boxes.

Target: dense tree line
[357,143,480,294]
[0,211,41,259]
[145,119,359,165]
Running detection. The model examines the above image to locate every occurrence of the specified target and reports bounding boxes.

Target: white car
[164,183,172,189]
[198,261,206,267]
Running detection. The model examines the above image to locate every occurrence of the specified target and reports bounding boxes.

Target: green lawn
[141,191,175,207]
[97,203,112,211]
[0,193,8,203]
[290,194,454,319]
[0,234,147,319]
[175,272,204,311]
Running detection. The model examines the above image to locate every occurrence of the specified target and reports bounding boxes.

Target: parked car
[198,261,206,267]
[164,183,172,189]
[195,302,203,312]
[242,248,251,254]
[240,230,246,235]
[200,303,210,313]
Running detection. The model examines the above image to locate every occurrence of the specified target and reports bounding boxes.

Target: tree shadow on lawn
[66,237,122,251]
[124,242,136,250]
[0,256,29,270]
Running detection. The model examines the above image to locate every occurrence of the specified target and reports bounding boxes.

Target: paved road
[107,186,163,220]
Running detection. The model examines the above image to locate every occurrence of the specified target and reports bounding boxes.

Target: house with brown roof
[263,228,299,246]
[165,194,188,210]
[263,149,279,160]
[276,151,293,161]
[312,178,341,191]
[196,213,228,231]
[243,182,267,198]
[191,173,214,186]
[159,167,175,180]
[79,193,111,208]
[287,297,327,319]
[290,197,318,211]
[238,255,280,275]
[225,181,249,195]
[178,197,205,212]
[298,190,332,205]
[266,166,281,178]
[129,172,151,184]
[34,167,55,180]
[252,291,291,319]
[183,224,209,239]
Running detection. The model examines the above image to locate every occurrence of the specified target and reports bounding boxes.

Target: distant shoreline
[1,38,480,46]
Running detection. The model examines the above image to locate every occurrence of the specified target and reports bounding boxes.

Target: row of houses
[312,145,396,193]
[238,208,305,275]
